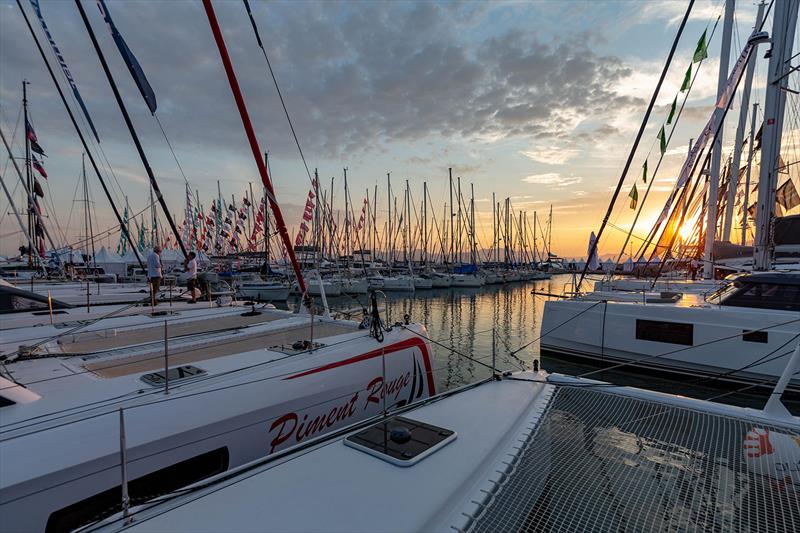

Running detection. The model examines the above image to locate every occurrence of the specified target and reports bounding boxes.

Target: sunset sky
[0,0,781,259]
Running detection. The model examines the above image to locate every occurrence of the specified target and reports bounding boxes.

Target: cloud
[522,173,583,187]
[520,146,580,165]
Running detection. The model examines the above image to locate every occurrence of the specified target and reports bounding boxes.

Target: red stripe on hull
[284,336,436,395]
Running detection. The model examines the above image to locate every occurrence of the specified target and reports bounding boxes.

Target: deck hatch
[140,365,206,386]
[344,415,456,466]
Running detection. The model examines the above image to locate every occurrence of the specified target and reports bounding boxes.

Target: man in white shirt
[184,251,198,303]
[147,246,162,307]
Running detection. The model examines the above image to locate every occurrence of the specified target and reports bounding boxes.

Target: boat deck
[468,384,800,532]
[60,311,285,353]
[82,320,359,378]
[99,373,800,533]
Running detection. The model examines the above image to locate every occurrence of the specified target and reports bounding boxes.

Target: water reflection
[284,274,798,413]
[286,275,575,392]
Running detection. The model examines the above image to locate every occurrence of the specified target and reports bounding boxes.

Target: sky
[0,0,787,260]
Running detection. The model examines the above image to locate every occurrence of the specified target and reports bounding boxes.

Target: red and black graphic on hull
[283,336,436,396]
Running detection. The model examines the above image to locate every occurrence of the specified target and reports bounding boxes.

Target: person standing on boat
[184,251,198,303]
[147,246,162,307]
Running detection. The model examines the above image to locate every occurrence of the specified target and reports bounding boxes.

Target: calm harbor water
[288,274,798,413]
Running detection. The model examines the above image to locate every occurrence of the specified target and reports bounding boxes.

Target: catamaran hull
[540,299,800,391]
[0,326,435,532]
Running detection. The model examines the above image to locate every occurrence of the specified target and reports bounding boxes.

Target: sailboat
[0,3,437,531]
[542,0,800,390]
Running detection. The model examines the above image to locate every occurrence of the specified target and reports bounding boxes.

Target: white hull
[541,298,800,390]
[413,277,434,289]
[430,274,451,288]
[237,282,290,301]
[340,278,369,294]
[380,276,415,291]
[593,278,724,295]
[0,321,435,532]
[451,274,483,288]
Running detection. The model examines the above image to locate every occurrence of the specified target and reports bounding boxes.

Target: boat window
[720,282,800,311]
[636,319,693,346]
[45,447,229,533]
[742,330,768,343]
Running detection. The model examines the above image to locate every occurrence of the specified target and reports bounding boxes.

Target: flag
[680,65,691,92]
[642,160,648,183]
[693,29,708,63]
[29,0,100,143]
[657,126,666,155]
[33,178,45,198]
[776,179,800,211]
[628,183,639,209]
[666,97,677,125]
[32,155,48,178]
[242,196,251,207]
[26,120,46,156]
[96,0,157,114]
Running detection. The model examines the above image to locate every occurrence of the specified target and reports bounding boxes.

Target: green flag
[693,29,708,63]
[658,125,666,155]
[628,183,639,210]
[680,65,691,92]
[666,97,677,125]
[642,160,648,183]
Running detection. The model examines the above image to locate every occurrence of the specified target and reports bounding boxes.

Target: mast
[423,181,428,265]
[216,180,222,253]
[533,211,538,265]
[470,182,476,265]
[264,153,270,269]
[387,172,392,268]
[753,0,799,269]
[722,1,765,242]
[448,168,453,265]
[372,184,378,266]
[344,167,349,263]
[22,80,34,265]
[547,204,553,260]
[703,0,734,278]
[456,175,462,264]
[504,197,510,265]
[202,0,307,293]
[492,192,496,265]
[741,103,758,244]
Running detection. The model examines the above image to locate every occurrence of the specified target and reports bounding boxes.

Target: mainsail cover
[95,0,157,114]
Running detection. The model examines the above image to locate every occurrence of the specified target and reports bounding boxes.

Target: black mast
[22,80,34,266]
[74,0,187,257]
[16,0,143,269]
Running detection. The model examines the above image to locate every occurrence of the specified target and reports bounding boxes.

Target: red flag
[32,155,48,178]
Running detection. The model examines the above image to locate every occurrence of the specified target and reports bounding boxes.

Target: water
[287,274,798,413]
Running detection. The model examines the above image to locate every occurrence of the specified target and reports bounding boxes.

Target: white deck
[98,373,554,532]
[96,373,800,533]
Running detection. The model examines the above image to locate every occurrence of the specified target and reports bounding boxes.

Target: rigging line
[242,0,313,184]
[154,113,190,186]
[622,22,722,262]
[704,369,800,402]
